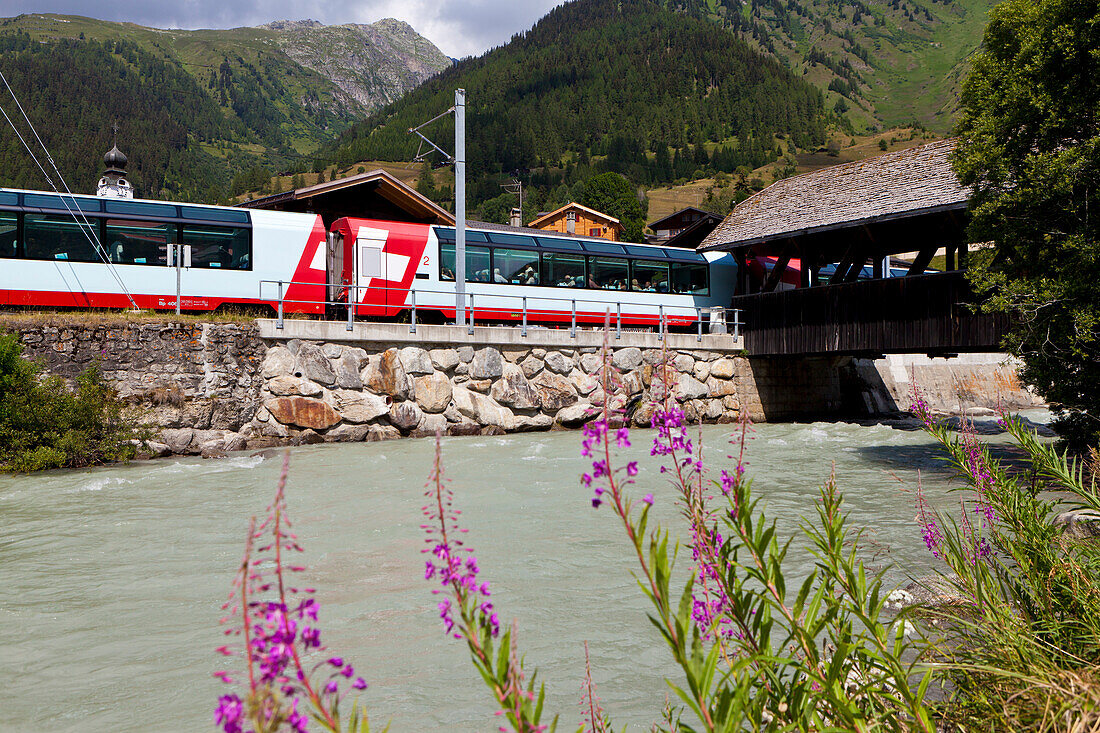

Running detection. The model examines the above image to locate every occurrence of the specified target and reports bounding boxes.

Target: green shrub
[0,334,144,471]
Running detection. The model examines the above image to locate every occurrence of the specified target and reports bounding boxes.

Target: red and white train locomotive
[0,187,738,328]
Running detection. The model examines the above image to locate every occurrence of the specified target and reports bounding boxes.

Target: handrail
[256,279,741,340]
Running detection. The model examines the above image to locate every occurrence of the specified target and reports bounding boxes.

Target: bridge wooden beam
[907,244,938,276]
[762,243,794,292]
[829,245,857,285]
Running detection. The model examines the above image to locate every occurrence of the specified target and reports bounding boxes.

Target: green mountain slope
[674,0,996,131]
[0,13,449,198]
[330,0,827,210]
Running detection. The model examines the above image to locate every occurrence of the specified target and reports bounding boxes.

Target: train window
[542,252,586,288]
[0,192,18,206]
[624,244,665,259]
[0,211,16,258]
[493,248,540,285]
[180,205,250,224]
[180,225,251,270]
[105,219,176,265]
[632,259,669,292]
[486,232,535,248]
[105,200,177,219]
[589,256,629,290]
[670,262,709,295]
[23,213,103,263]
[23,194,102,213]
[439,243,492,282]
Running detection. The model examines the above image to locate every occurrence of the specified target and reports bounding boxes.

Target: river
[0,415,1046,731]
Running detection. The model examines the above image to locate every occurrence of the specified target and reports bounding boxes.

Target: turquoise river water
[0,415,1047,732]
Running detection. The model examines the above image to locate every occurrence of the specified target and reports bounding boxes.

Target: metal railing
[258,280,741,342]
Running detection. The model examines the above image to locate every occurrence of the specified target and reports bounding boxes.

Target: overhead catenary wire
[0,65,140,310]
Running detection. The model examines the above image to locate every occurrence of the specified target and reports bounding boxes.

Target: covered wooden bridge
[699,140,1007,356]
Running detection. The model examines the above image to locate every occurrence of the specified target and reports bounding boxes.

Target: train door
[325,231,343,319]
[355,226,388,315]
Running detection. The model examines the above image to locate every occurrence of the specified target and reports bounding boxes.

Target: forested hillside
[0,34,232,200]
[0,14,448,200]
[673,0,996,131]
[330,0,827,220]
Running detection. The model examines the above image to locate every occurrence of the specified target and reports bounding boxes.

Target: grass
[0,309,259,328]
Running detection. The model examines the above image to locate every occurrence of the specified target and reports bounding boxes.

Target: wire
[0,64,139,309]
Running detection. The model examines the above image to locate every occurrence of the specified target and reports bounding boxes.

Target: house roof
[648,206,715,232]
[527,201,622,229]
[699,139,970,251]
[242,169,454,225]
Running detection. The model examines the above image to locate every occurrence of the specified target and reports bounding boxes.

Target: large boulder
[673,353,695,373]
[266,375,323,397]
[295,342,336,386]
[332,353,363,389]
[399,347,435,375]
[326,423,372,443]
[389,401,424,431]
[429,348,461,371]
[490,362,540,409]
[674,374,709,401]
[328,390,391,423]
[556,403,598,427]
[362,349,411,399]
[414,372,453,413]
[264,396,341,430]
[514,413,554,432]
[705,377,738,397]
[570,370,599,397]
[579,352,603,374]
[612,347,643,372]
[519,354,544,378]
[544,351,572,375]
[162,427,195,454]
[620,370,645,396]
[709,358,736,380]
[470,347,504,379]
[530,371,578,411]
[262,346,296,379]
[451,386,515,430]
[367,424,402,441]
[411,413,449,438]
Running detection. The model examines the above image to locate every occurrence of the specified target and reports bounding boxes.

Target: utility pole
[501,177,523,219]
[409,89,467,327]
[454,89,466,327]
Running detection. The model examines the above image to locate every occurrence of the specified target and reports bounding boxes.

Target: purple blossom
[214,694,243,733]
[423,441,499,638]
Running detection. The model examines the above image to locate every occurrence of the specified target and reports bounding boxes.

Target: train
[0,187,739,329]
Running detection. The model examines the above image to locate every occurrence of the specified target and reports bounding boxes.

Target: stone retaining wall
[243,341,761,446]
[9,322,1044,456]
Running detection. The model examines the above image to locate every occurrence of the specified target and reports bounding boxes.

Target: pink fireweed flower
[423,438,499,638]
[915,473,944,559]
[908,381,932,427]
[215,453,369,733]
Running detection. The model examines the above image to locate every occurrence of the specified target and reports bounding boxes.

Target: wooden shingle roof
[699,139,970,251]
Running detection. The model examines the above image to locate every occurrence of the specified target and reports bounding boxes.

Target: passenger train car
[0,187,738,327]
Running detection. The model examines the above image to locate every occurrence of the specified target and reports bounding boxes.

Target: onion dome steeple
[97,124,133,199]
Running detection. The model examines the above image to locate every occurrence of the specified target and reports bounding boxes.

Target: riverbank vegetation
[214,340,1100,731]
[0,334,143,471]
[954,0,1100,451]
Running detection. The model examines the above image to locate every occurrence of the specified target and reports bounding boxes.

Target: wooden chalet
[647,206,722,248]
[527,202,623,241]
[242,169,454,228]
[699,139,1007,356]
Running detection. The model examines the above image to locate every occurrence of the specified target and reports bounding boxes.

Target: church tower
[96,127,133,198]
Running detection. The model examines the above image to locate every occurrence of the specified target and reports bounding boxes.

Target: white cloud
[6,0,564,57]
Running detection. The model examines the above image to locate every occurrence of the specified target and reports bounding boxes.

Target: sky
[3,0,564,58]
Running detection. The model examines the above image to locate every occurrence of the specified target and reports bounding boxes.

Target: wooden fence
[729,272,1008,356]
